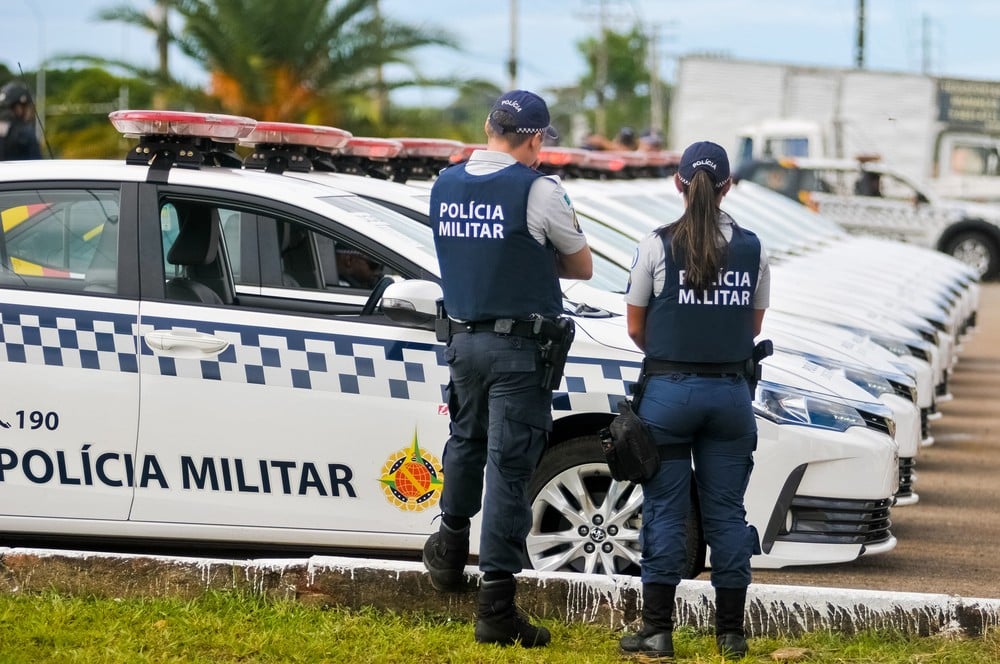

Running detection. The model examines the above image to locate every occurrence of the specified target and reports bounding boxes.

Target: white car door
[131,194,450,549]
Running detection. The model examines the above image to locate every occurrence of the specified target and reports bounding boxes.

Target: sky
[3,0,999,106]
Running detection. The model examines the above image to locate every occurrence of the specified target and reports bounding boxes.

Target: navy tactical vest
[431,162,562,321]
[644,223,761,363]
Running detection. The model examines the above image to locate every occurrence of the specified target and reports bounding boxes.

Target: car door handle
[143,330,230,357]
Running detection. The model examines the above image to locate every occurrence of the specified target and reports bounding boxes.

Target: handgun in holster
[744,339,774,397]
[534,315,576,390]
[434,298,450,342]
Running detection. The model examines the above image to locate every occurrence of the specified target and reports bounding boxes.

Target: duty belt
[643,358,747,377]
[448,318,541,339]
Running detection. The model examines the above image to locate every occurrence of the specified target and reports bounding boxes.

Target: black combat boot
[619,582,676,661]
[715,586,749,659]
[474,576,551,647]
[421,521,470,592]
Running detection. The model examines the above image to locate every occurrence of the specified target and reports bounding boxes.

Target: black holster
[745,339,774,397]
[434,298,450,342]
[536,316,575,390]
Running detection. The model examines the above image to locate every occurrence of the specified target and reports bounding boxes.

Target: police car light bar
[240,121,353,151]
[451,144,486,163]
[109,110,257,142]
[395,138,466,160]
[539,147,589,167]
[341,137,405,160]
[582,151,627,172]
[644,150,680,168]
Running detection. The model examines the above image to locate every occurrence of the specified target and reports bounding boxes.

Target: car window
[872,172,920,202]
[318,195,436,261]
[159,200,234,305]
[949,143,1000,177]
[744,166,792,198]
[0,189,120,293]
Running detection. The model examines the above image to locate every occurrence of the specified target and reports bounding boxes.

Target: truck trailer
[669,56,1000,202]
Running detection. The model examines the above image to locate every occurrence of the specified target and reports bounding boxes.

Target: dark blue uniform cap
[678,141,731,189]
[489,89,558,140]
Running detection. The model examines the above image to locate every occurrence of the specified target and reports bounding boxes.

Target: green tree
[166,0,460,132]
[44,68,158,158]
[574,25,670,146]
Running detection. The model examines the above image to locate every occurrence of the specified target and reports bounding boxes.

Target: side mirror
[381,279,443,329]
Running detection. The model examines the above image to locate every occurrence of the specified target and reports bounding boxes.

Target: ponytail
[664,170,724,292]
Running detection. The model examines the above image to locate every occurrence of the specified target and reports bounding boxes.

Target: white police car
[273,143,925,506]
[734,156,1000,280]
[0,112,898,576]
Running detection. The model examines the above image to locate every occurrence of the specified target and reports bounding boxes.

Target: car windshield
[589,251,629,292]
[317,194,436,258]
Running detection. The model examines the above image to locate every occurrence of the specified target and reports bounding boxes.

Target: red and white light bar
[395,138,466,160]
[538,147,589,167]
[109,110,257,142]
[644,150,681,168]
[341,137,405,160]
[581,151,627,172]
[451,143,487,163]
[240,121,353,151]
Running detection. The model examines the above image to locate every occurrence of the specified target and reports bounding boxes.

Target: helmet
[0,81,32,108]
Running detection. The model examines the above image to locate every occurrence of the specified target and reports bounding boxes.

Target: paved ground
[751,282,1000,600]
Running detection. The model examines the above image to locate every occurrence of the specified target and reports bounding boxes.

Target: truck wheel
[526,435,706,578]
[943,231,998,280]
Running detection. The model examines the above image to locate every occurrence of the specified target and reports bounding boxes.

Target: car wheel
[944,230,998,280]
[525,435,705,578]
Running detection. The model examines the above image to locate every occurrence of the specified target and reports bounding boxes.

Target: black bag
[599,399,660,483]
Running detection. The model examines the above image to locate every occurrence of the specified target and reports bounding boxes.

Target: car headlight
[863,332,934,363]
[866,334,912,358]
[905,340,935,363]
[754,382,866,432]
[799,354,895,398]
[841,366,895,398]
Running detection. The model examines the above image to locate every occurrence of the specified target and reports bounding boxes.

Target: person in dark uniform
[619,141,770,660]
[0,81,42,160]
[334,246,384,289]
[422,89,593,648]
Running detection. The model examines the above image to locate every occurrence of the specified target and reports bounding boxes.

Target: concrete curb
[2,548,998,638]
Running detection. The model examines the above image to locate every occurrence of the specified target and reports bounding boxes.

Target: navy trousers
[636,373,760,588]
[439,331,552,574]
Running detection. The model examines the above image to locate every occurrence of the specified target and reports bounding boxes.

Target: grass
[0,591,997,663]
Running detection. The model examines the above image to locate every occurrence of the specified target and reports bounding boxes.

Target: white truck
[669,56,1000,202]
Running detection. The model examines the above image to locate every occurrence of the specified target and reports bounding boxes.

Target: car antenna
[17,62,54,159]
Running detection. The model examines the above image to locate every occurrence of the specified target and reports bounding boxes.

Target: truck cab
[735,119,824,167]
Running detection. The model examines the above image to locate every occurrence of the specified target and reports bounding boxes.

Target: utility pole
[595,0,609,137]
[854,0,866,69]
[507,0,519,89]
[648,26,663,135]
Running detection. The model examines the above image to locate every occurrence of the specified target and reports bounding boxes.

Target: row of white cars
[0,111,978,580]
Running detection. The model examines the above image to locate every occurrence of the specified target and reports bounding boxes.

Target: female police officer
[619,141,770,660]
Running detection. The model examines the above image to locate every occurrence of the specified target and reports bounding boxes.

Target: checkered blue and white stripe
[1,304,640,412]
[0,304,138,373]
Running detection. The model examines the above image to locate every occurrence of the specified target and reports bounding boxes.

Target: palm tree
[170,0,459,128]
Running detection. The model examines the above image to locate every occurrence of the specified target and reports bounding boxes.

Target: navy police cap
[678,141,731,189]
[489,89,558,140]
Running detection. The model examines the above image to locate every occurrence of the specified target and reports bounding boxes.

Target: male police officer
[423,89,592,648]
[0,81,42,161]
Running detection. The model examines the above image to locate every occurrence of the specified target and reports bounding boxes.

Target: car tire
[525,434,705,579]
[943,230,998,280]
